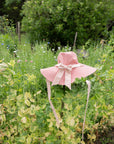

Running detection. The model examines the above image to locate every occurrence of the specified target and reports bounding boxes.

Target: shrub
[0,15,15,34]
[22,0,113,50]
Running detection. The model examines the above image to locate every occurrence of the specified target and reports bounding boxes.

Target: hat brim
[40,64,96,86]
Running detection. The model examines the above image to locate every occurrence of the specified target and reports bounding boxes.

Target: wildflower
[0,63,8,68]
[58,47,60,50]
[54,56,56,59]
[25,60,27,62]
[13,51,17,53]
[30,60,33,63]
[17,60,21,63]
[41,46,43,49]
[110,66,112,69]
[1,43,4,45]
[43,51,45,53]
[0,68,6,72]
[47,42,50,44]
[52,49,54,51]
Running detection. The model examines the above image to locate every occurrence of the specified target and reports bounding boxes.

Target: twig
[82,80,91,141]
[60,85,65,118]
[72,32,77,50]
[18,22,21,43]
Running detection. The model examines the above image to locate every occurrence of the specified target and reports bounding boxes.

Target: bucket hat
[40,51,96,125]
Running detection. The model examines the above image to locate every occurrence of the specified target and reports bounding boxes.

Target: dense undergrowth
[0,33,114,144]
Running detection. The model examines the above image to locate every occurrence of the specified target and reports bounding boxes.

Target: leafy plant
[0,15,15,34]
[0,34,17,54]
[22,0,113,49]
[0,33,113,143]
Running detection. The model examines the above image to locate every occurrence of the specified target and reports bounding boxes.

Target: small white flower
[24,44,26,46]
[43,51,45,53]
[13,51,17,53]
[0,63,8,68]
[52,49,54,51]
[54,56,56,59]
[58,47,60,50]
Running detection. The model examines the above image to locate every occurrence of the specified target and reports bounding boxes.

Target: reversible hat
[40,51,96,125]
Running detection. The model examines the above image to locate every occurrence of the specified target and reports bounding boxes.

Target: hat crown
[58,52,78,65]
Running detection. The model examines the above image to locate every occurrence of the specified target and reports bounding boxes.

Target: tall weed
[0,33,113,143]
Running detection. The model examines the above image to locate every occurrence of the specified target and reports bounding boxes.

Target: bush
[22,0,113,50]
[0,15,15,34]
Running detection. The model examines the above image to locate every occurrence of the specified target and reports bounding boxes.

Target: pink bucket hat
[40,52,96,125]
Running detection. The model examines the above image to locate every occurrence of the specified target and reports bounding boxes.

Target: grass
[0,33,113,144]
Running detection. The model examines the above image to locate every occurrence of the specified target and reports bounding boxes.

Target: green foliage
[1,0,26,25]
[0,16,18,55]
[22,0,114,49]
[0,33,113,143]
[0,15,15,34]
[5,0,22,5]
[0,34,17,54]
[0,0,25,26]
